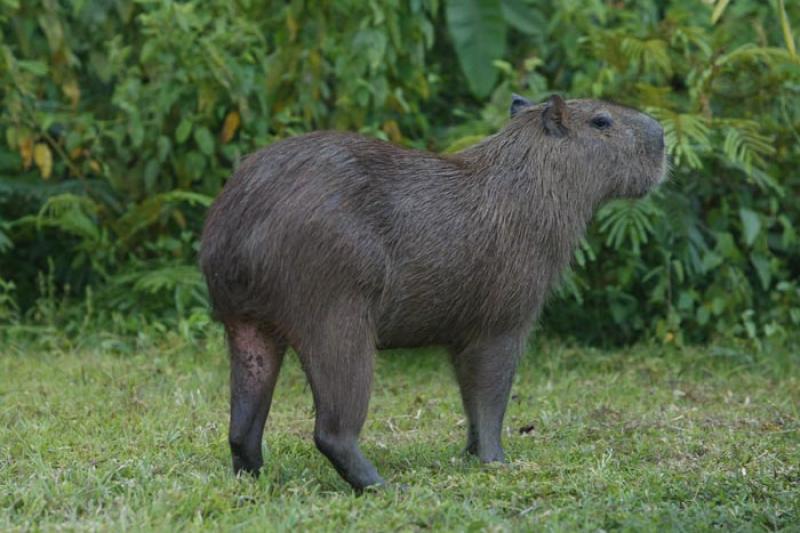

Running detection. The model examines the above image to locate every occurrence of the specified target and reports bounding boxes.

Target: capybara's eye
[591,116,613,130]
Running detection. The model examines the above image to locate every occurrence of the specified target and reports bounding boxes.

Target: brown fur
[199,95,666,490]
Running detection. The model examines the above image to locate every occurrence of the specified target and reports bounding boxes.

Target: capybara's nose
[644,116,665,154]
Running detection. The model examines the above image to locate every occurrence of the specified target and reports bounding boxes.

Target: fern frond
[597,198,661,255]
[716,44,799,69]
[573,237,597,268]
[621,37,672,77]
[113,265,203,294]
[14,193,103,242]
[719,119,776,170]
[114,190,213,242]
[555,267,589,304]
[670,25,712,57]
[648,108,710,169]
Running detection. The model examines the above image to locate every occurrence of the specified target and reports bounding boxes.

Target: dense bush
[1,0,798,346]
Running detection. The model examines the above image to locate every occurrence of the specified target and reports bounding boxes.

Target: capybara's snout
[643,115,665,156]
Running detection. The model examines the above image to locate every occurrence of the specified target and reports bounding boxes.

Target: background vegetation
[1,0,799,347]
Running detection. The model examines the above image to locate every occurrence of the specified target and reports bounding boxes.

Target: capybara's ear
[510,94,533,118]
[542,94,568,137]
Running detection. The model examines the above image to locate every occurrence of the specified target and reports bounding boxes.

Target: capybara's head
[509,94,668,201]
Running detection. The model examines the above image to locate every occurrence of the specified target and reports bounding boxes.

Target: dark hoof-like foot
[478,447,505,464]
[353,476,386,495]
[479,454,506,464]
[356,478,394,495]
[232,455,262,478]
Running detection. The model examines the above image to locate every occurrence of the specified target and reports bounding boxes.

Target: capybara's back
[200,130,546,349]
[199,95,667,491]
[201,131,392,329]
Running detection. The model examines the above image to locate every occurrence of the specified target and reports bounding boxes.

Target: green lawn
[1,333,798,531]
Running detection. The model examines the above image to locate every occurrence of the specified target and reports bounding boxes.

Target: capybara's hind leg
[297,316,384,491]
[225,322,286,476]
[451,332,525,463]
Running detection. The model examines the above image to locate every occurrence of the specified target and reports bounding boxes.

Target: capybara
[199,94,667,490]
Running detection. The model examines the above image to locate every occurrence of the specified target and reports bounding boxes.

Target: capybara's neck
[455,127,596,276]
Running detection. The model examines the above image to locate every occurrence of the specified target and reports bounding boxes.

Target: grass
[1,331,799,531]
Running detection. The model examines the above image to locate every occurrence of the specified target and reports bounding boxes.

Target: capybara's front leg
[226,323,286,476]
[451,332,525,463]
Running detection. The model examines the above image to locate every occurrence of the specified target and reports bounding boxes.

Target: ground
[1,332,798,531]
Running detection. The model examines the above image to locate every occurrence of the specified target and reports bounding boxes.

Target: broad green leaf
[750,253,771,290]
[739,208,761,247]
[129,115,144,148]
[157,136,172,162]
[445,0,507,98]
[176,119,193,144]
[500,0,541,35]
[697,306,710,325]
[16,59,48,76]
[194,127,214,156]
[701,251,723,273]
[144,160,160,193]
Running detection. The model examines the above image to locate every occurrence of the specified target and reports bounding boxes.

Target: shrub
[1,0,798,346]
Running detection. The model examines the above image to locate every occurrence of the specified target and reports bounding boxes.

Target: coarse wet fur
[200,95,667,491]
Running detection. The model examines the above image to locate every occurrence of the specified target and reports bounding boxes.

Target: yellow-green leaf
[382,120,402,143]
[711,0,730,24]
[220,111,240,144]
[19,136,34,169]
[778,0,797,57]
[62,79,80,108]
[33,143,53,179]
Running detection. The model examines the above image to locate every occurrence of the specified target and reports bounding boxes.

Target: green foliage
[0,0,437,319]
[445,0,507,97]
[1,0,799,346]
